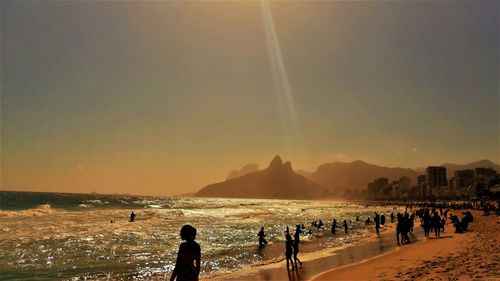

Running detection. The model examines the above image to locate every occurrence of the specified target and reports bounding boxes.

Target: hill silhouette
[226,163,259,180]
[415,160,499,175]
[195,155,327,199]
[305,160,420,194]
[196,158,498,199]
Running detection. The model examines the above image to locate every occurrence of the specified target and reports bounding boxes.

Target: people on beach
[365,217,371,225]
[258,227,268,248]
[422,209,432,238]
[170,224,201,281]
[129,211,136,222]
[396,213,410,245]
[374,212,380,235]
[317,220,324,229]
[285,228,295,271]
[331,219,338,235]
[293,225,303,268]
[342,220,348,234]
[432,211,441,237]
[390,212,395,223]
[408,212,415,234]
[380,214,386,225]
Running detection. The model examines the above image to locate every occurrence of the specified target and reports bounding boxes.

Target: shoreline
[311,210,499,281]
[208,222,412,281]
[209,210,499,281]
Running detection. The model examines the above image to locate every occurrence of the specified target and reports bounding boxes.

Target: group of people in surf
[167,203,481,280]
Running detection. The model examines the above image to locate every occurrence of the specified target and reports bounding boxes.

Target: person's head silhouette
[180,224,197,241]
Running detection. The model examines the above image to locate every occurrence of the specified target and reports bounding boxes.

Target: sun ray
[261,0,306,157]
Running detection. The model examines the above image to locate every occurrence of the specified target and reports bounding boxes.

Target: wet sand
[312,211,499,281]
[211,224,419,280]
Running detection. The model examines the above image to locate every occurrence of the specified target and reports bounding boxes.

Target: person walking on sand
[258,227,268,248]
[422,209,432,238]
[285,228,295,271]
[170,225,201,281]
[293,225,303,268]
[342,220,348,234]
[432,211,441,237]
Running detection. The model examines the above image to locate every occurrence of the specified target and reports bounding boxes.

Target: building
[454,169,475,188]
[426,166,447,188]
[367,177,389,200]
[399,176,411,191]
[417,175,427,198]
[475,168,497,183]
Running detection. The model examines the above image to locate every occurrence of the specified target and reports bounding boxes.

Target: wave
[0,204,54,218]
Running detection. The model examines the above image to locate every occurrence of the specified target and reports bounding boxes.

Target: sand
[311,211,500,281]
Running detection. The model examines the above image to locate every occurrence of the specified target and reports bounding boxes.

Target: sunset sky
[1,1,499,195]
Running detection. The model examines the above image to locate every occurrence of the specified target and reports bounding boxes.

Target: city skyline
[1,1,499,195]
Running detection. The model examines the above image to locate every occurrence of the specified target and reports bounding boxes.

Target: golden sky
[1,1,499,195]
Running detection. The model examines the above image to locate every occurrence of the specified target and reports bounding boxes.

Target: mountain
[305,160,420,194]
[226,163,260,180]
[303,159,499,195]
[440,160,499,175]
[195,155,327,199]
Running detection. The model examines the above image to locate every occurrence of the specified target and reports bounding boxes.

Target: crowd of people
[167,200,496,280]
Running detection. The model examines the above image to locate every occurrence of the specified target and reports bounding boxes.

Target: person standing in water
[170,224,201,281]
[342,220,348,234]
[285,227,295,271]
[293,225,303,268]
[374,212,380,235]
[331,219,338,235]
[258,227,268,248]
[129,211,136,222]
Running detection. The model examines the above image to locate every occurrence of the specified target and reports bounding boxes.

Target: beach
[2,192,498,280]
[311,210,499,281]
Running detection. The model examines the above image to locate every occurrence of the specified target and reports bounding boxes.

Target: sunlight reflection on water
[0,196,386,280]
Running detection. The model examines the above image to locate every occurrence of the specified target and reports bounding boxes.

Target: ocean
[0,191,387,280]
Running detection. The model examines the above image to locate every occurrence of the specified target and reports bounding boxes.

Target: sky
[1,1,499,195]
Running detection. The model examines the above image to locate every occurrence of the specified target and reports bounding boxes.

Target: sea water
[0,191,386,280]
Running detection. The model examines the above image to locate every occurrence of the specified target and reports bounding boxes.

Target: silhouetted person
[390,212,395,223]
[331,219,338,235]
[381,214,386,225]
[317,220,324,229]
[396,213,403,245]
[422,209,431,238]
[129,211,136,222]
[258,227,268,248]
[356,216,360,222]
[450,214,462,233]
[409,213,415,234]
[293,225,303,268]
[432,211,441,237]
[170,225,200,281]
[365,217,371,225]
[374,213,380,235]
[285,228,294,271]
[342,220,348,234]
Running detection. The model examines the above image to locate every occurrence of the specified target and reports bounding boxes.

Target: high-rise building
[426,166,447,188]
[399,176,411,191]
[367,177,389,199]
[417,175,427,197]
[454,169,475,188]
[475,168,497,183]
